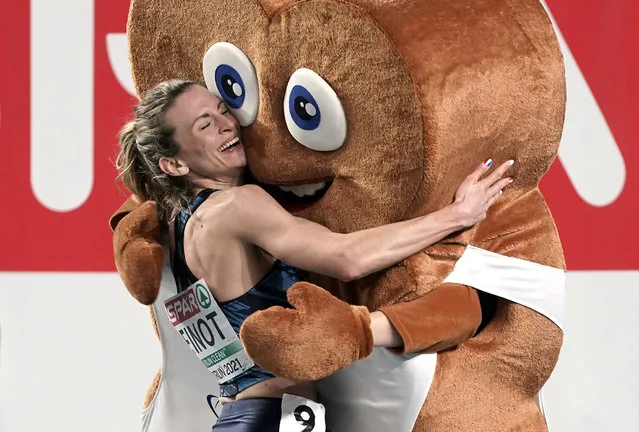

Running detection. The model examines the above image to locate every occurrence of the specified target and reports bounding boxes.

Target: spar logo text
[165,290,227,354]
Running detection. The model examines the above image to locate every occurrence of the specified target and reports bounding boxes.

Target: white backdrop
[1,0,638,431]
[2,273,639,431]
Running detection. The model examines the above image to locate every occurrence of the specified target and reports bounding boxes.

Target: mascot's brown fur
[111,0,567,430]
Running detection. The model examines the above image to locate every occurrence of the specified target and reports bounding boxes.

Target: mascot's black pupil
[294,96,315,121]
[222,75,239,99]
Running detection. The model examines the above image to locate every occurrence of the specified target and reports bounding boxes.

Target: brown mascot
[111,0,567,431]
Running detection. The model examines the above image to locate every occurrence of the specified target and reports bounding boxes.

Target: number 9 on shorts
[279,394,326,432]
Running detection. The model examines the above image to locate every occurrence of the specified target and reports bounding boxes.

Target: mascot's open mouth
[256,179,333,214]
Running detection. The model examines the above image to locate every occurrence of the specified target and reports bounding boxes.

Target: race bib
[280,394,327,432]
[163,280,254,384]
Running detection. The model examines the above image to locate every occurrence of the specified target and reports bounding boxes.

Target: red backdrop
[0,0,636,271]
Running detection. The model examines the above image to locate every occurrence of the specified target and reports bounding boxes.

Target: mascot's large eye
[203,42,259,127]
[284,68,347,152]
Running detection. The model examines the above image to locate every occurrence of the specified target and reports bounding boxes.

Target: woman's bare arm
[217,159,513,281]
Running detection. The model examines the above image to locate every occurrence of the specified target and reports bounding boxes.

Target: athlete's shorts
[212,398,282,432]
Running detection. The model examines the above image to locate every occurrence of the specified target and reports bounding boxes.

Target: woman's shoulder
[230,184,270,200]
[192,185,270,228]
[213,184,276,214]
[203,184,268,203]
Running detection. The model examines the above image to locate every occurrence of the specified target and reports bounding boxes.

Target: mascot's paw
[110,197,164,305]
[239,282,373,381]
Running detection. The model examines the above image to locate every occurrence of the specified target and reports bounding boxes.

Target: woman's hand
[452,158,514,227]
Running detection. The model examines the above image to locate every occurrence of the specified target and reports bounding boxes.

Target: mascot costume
[111,0,567,431]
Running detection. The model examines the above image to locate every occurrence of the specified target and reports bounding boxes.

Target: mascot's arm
[109,196,165,305]
[240,276,480,380]
[379,282,481,354]
[239,231,483,380]
[239,255,481,380]
[110,196,166,411]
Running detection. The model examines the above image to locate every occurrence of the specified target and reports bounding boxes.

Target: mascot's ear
[110,196,164,305]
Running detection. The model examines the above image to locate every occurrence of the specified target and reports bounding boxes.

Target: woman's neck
[191,171,245,193]
[199,178,244,190]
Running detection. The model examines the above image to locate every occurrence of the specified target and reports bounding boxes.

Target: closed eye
[218,100,230,115]
[200,122,211,130]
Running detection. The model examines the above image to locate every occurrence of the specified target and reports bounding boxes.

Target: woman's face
[164,85,245,181]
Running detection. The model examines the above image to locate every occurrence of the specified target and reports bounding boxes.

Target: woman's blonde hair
[115,79,197,222]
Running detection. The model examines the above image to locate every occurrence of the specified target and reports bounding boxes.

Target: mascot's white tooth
[305,184,318,194]
[302,184,315,195]
[303,182,325,195]
[292,188,306,197]
[278,183,325,196]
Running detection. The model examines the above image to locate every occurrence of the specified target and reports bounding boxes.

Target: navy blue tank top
[172,188,304,397]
